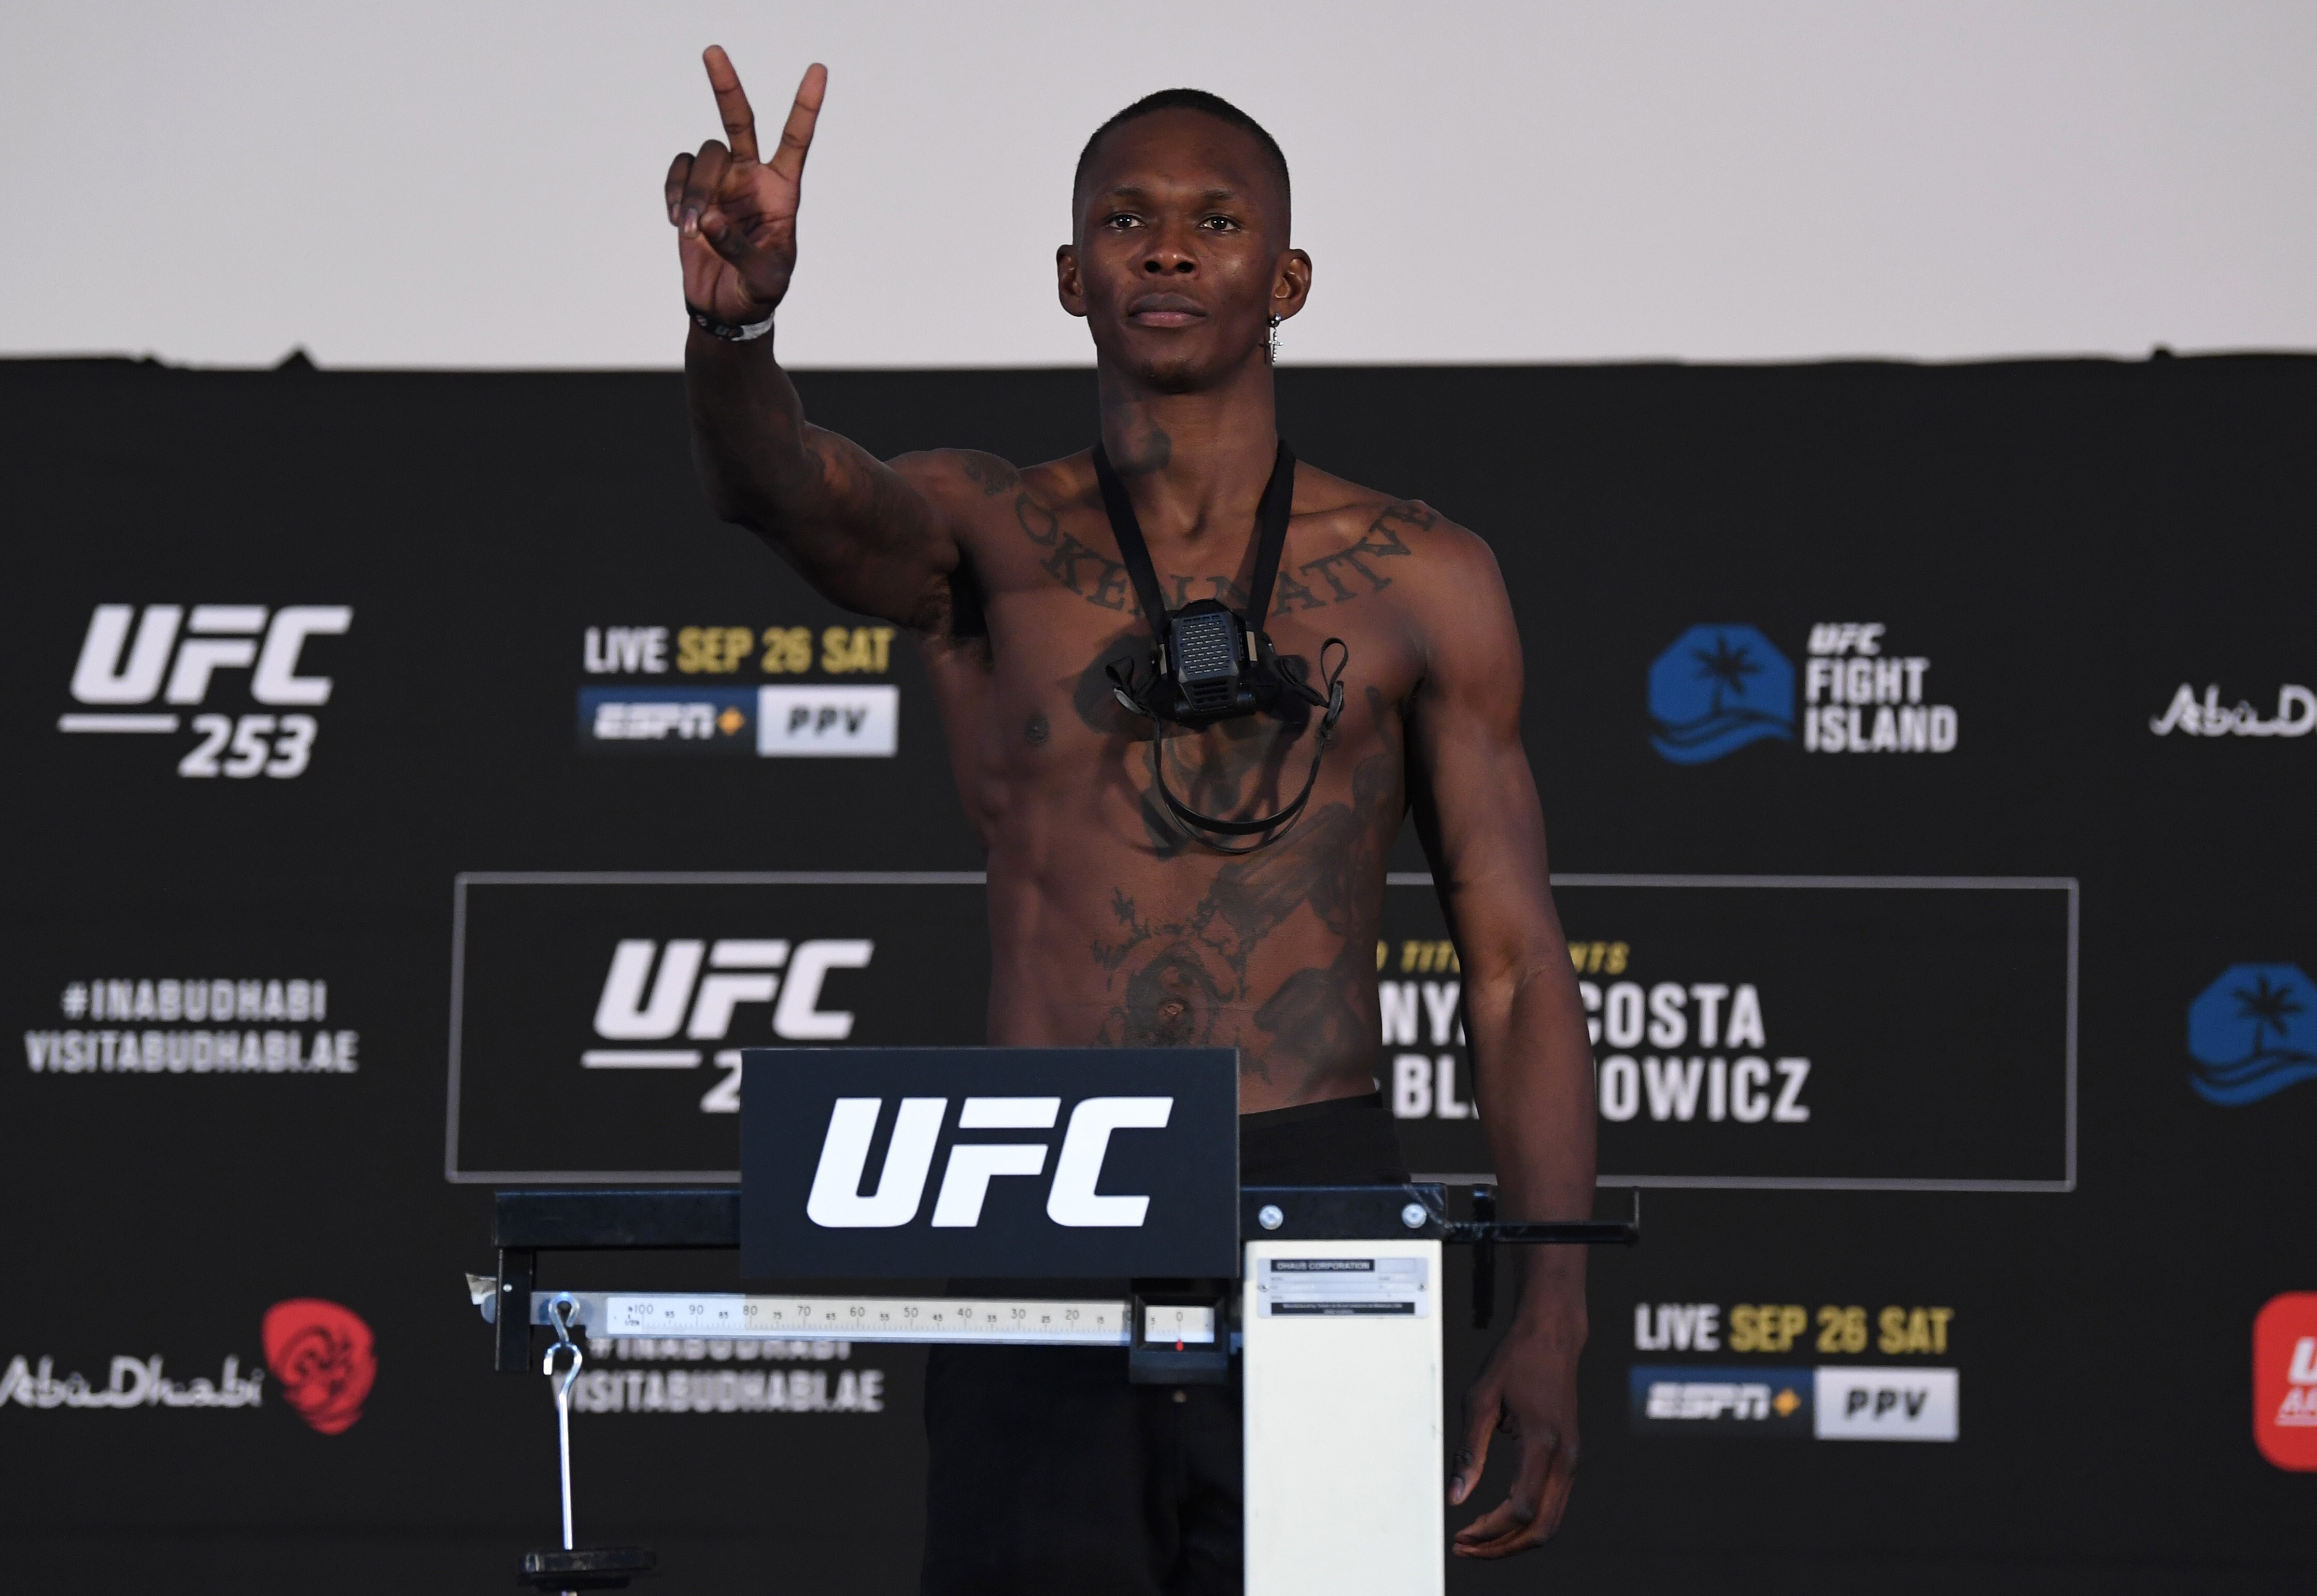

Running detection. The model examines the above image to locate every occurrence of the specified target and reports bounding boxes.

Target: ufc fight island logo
[1648,622,1958,764]
[586,938,874,1113]
[806,1095,1172,1230]
[60,604,352,778]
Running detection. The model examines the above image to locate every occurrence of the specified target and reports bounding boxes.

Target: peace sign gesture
[667,47,826,324]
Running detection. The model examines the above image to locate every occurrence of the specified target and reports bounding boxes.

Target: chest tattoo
[1015,493,1433,615]
[1089,691,1403,1094]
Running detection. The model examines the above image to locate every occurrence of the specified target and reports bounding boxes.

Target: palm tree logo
[2188,962,2317,1106]
[1648,624,1795,764]
[1692,633,1763,714]
[2233,972,2306,1061]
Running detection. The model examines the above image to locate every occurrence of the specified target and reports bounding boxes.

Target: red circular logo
[262,1299,376,1435]
[2255,1292,2317,1471]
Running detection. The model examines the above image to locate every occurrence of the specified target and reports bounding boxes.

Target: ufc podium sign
[741,1048,1238,1278]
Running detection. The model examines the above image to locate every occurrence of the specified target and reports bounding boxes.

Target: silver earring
[1266,314,1281,364]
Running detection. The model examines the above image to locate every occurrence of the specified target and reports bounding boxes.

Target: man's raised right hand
[667,47,826,325]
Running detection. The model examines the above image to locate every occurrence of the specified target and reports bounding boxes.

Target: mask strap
[1242,441,1297,625]
[1091,440,1296,631]
[1088,443,1173,634]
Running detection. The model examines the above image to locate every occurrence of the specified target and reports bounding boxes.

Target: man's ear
[1271,248,1313,323]
[1056,245,1089,319]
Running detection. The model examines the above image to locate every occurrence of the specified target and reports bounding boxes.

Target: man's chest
[962,498,1433,730]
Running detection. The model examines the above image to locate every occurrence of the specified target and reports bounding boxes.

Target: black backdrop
[5,352,2314,1593]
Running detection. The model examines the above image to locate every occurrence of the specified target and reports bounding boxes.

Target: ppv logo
[585,939,874,1113]
[807,1095,1171,1230]
[2187,963,2317,1106]
[758,686,899,757]
[1813,1367,1958,1441]
[61,603,351,779]
[1648,625,1794,764]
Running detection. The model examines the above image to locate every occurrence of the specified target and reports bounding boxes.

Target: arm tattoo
[956,451,1021,496]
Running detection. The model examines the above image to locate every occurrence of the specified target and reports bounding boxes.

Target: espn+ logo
[62,604,352,779]
[807,1095,1173,1231]
[584,938,875,1113]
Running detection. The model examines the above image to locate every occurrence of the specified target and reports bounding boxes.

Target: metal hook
[541,1295,584,1557]
[543,1297,584,1405]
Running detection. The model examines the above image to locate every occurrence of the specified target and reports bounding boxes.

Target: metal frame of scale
[469,1180,1635,1593]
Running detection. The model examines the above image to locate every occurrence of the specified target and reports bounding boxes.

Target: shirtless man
[668,46,1598,1591]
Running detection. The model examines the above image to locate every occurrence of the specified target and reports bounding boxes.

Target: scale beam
[478,1183,1638,1368]
[488,1289,1142,1348]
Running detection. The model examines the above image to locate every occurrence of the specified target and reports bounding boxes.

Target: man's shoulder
[886,448,1103,567]
[888,447,1019,503]
[888,448,1092,510]
[1285,463,1500,604]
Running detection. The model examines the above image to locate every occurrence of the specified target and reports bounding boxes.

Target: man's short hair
[1073,88,1291,219]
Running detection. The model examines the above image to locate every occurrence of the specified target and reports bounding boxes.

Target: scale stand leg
[496,1247,537,1373]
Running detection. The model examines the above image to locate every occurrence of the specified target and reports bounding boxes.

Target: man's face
[1059,109,1310,392]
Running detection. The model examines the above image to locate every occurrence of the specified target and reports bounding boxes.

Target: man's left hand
[1448,1319,1582,1557]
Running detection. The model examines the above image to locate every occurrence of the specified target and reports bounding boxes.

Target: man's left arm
[1402,517,1598,1558]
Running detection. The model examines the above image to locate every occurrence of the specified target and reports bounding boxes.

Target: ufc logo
[584,938,874,1114]
[805,1095,1173,1230]
[70,604,352,707]
[1805,622,1885,658]
[592,938,872,1043]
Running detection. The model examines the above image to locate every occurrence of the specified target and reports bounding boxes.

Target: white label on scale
[1256,1256,1430,1318]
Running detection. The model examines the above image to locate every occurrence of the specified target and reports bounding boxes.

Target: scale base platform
[519,1545,656,1590]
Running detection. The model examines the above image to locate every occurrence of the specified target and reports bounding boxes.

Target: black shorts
[919,1092,1408,1596]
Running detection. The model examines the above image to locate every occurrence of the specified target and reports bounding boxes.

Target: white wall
[3,0,2312,369]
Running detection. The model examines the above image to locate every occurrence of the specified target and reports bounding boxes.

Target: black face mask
[1092,440,1348,853]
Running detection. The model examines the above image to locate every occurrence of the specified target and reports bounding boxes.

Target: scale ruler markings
[600,1294,1129,1345]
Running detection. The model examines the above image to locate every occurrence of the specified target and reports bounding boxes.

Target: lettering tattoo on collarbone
[1092,696,1400,1092]
[1016,492,1433,615]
